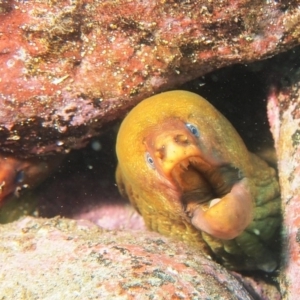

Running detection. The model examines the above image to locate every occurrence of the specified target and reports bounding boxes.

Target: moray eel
[0,155,63,206]
[116,90,281,272]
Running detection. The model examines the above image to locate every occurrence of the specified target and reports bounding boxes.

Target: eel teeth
[208,198,221,208]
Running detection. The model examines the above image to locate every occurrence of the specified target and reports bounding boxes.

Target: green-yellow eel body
[116,90,281,272]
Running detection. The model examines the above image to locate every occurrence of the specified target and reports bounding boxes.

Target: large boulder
[0,217,253,299]
[0,0,300,156]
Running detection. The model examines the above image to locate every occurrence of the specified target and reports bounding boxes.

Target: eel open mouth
[171,157,253,240]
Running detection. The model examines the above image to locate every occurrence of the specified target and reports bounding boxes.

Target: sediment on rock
[0,0,300,155]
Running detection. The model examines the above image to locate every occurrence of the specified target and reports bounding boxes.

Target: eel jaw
[171,157,253,240]
[191,179,253,240]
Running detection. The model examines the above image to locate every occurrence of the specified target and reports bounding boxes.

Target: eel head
[144,119,253,240]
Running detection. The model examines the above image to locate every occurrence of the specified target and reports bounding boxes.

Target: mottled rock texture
[0,0,300,156]
[267,47,300,300]
[0,217,253,299]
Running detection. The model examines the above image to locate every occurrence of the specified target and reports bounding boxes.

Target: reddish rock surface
[266,48,300,300]
[0,0,300,156]
[0,217,254,299]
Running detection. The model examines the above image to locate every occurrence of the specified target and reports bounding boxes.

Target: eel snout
[171,157,254,240]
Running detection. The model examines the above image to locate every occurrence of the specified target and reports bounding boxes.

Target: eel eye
[15,170,25,183]
[145,152,155,169]
[185,123,199,137]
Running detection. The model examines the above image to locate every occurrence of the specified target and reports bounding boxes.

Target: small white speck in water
[91,140,102,151]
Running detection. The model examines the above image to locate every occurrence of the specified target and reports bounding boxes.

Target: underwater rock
[0,217,253,299]
[0,0,300,156]
[267,47,300,300]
